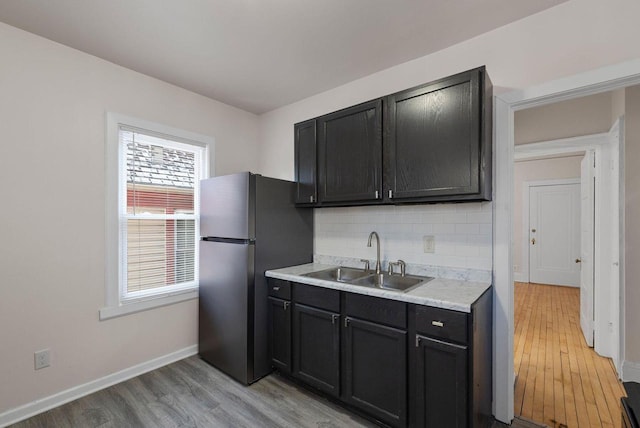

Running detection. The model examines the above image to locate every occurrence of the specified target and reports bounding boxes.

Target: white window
[102,113,212,320]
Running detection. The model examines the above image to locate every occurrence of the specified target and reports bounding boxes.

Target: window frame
[101,113,213,320]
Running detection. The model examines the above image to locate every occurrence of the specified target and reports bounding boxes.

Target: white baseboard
[513,272,528,283]
[0,345,198,427]
[623,360,640,382]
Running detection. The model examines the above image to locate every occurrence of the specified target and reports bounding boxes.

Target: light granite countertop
[265,263,491,313]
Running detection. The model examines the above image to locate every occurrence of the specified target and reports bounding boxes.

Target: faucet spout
[367,231,381,274]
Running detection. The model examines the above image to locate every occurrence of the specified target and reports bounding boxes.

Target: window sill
[99,289,198,321]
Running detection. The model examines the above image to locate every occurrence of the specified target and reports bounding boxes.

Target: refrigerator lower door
[199,239,255,384]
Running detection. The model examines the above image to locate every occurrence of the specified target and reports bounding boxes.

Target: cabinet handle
[331,314,339,324]
[283,301,290,310]
[375,190,379,199]
[431,320,444,327]
[388,190,393,199]
[344,317,351,328]
[273,286,280,291]
[309,195,314,203]
[415,335,421,348]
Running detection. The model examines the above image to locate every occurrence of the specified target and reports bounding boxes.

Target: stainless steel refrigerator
[198,172,313,384]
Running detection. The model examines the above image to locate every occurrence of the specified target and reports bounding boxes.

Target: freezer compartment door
[198,239,255,384]
[200,172,254,240]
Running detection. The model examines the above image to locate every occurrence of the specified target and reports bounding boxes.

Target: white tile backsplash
[314,202,493,271]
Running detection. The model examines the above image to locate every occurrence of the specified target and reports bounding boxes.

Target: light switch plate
[423,235,435,253]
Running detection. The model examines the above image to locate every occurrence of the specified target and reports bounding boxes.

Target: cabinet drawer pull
[431,320,444,327]
[273,286,280,291]
[283,301,290,310]
[331,314,339,324]
[415,335,421,347]
[344,317,351,327]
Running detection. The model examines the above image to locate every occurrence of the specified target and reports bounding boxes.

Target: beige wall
[514,93,613,145]
[0,23,259,414]
[513,157,583,278]
[624,86,640,363]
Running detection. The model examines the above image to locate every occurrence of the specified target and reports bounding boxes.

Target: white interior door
[580,152,595,347]
[529,183,581,286]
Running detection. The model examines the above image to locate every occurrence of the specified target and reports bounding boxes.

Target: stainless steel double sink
[301,266,433,293]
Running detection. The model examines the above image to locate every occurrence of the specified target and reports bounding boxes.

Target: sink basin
[302,266,433,293]
[350,273,433,292]
[302,266,371,283]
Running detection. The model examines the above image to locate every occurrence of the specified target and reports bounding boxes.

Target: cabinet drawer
[293,283,340,312]
[344,293,406,329]
[268,279,291,300]
[415,305,468,344]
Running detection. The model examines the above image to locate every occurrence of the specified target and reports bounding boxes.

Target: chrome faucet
[367,231,381,274]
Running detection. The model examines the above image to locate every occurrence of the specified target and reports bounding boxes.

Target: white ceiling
[0,0,567,114]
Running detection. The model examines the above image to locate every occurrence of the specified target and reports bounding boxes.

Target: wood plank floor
[11,357,377,428]
[514,282,626,428]
[10,354,546,428]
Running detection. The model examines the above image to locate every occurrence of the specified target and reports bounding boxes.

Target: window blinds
[120,128,201,297]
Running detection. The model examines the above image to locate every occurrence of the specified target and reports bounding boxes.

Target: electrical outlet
[423,235,435,253]
[34,349,50,370]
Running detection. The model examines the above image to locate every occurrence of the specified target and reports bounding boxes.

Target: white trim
[618,117,627,378]
[623,360,640,383]
[99,289,198,320]
[494,58,640,423]
[0,345,198,427]
[513,272,528,283]
[492,96,514,422]
[104,112,213,319]
[514,133,605,160]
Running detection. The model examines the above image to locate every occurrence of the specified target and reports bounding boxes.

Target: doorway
[493,61,637,424]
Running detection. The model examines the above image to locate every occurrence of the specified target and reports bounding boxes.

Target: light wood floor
[514,282,626,428]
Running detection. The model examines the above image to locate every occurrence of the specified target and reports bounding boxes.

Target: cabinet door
[294,119,317,205]
[292,303,340,397]
[318,99,382,203]
[343,317,407,427]
[268,297,291,373]
[385,69,484,201]
[414,335,468,428]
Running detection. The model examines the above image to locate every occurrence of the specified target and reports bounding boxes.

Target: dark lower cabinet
[267,296,291,373]
[343,317,407,427]
[267,280,492,428]
[414,335,468,428]
[409,288,492,428]
[292,303,341,397]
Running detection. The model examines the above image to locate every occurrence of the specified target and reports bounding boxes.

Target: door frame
[521,177,582,285]
[493,58,640,424]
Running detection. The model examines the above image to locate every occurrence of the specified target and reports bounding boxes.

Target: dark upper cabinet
[268,296,291,373]
[414,335,468,428]
[294,67,492,206]
[292,303,340,397]
[294,119,317,205]
[342,317,407,427]
[317,99,382,204]
[384,67,492,202]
